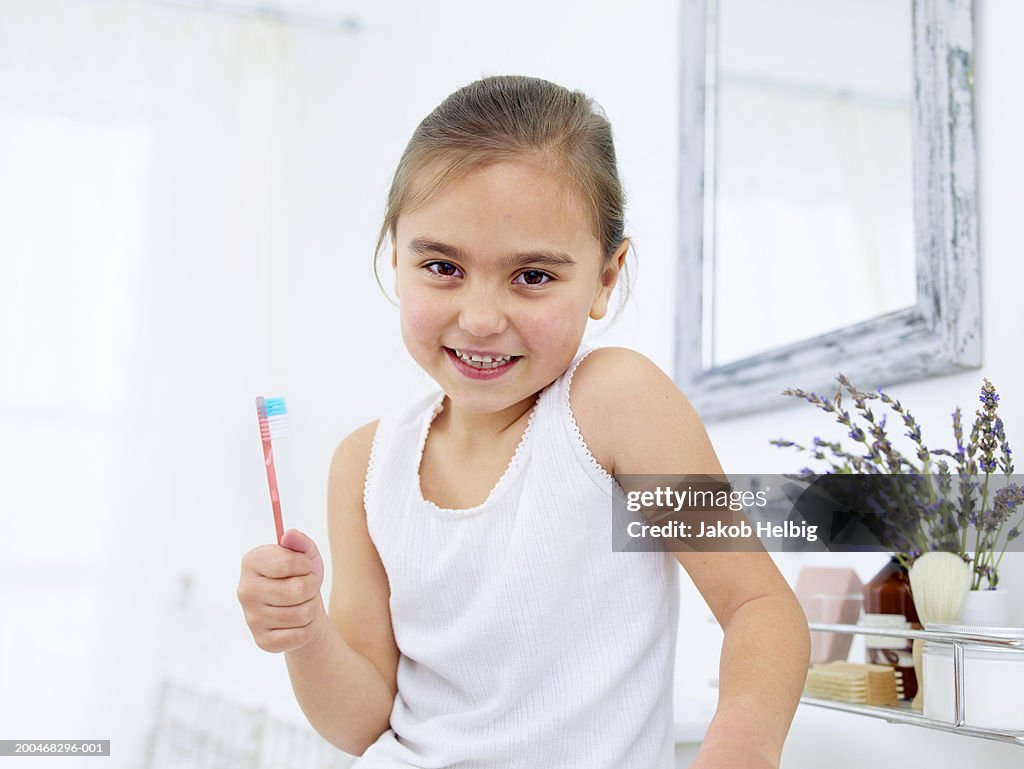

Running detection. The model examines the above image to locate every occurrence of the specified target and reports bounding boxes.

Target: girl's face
[392,158,624,416]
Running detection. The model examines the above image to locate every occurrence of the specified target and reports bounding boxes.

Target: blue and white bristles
[256,396,290,440]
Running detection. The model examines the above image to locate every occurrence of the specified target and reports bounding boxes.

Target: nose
[457,283,509,338]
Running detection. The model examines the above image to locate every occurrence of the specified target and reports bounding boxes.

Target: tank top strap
[363,389,444,519]
[537,344,617,491]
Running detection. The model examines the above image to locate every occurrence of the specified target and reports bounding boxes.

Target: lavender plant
[773,376,1021,589]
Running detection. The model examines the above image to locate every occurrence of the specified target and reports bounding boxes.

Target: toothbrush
[255,396,289,544]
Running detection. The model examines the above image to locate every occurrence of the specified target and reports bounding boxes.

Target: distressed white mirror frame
[675,0,981,421]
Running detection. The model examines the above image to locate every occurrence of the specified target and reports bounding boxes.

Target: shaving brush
[908,552,973,711]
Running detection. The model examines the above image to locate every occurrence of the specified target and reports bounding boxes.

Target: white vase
[958,589,1012,627]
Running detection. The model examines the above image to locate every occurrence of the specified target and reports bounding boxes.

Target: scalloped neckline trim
[415,391,541,517]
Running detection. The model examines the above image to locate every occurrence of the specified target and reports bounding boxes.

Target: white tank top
[353,345,680,768]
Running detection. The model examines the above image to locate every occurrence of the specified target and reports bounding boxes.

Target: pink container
[796,567,864,664]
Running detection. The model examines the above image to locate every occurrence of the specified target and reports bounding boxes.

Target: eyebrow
[406,237,577,270]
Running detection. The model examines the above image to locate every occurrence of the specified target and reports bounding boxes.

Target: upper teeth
[453,348,514,364]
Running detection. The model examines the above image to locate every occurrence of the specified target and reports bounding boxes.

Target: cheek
[399,291,445,339]
[519,301,587,348]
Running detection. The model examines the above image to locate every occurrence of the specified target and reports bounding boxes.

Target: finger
[280,529,324,580]
[265,597,321,630]
[264,573,322,608]
[258,624,317,654]
[280,528,315,555]
[251,546,314,579]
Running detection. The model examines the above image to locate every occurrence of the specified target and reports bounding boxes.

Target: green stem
[972,473,991,589]
[922,456,936,507]
[991,514,1021,587]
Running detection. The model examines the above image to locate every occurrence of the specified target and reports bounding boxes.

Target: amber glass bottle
[863,555,920,699]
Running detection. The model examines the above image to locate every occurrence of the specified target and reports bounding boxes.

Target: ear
[589,239,629,321]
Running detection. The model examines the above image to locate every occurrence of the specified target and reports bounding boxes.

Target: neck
[436,392,539,447]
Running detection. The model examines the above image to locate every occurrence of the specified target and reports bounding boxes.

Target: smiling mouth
[445,347,523,369]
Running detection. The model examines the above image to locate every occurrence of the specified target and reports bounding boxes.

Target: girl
[238,75,810,769]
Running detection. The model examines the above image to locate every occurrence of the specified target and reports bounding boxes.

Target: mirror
[675,0,981,420]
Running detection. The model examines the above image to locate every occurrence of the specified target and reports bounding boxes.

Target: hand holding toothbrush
[240,395,327,653]
[237,528,328,653]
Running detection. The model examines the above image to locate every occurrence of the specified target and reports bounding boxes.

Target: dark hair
[373,74,633,318]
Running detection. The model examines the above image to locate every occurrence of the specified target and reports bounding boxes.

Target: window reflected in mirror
[709,0,916,367]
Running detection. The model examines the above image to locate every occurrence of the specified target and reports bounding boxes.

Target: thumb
[279,528,324,579]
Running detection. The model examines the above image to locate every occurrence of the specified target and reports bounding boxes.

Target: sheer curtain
[0,1,298,762]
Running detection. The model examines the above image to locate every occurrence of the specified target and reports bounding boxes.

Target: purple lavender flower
[774,374,1018,589]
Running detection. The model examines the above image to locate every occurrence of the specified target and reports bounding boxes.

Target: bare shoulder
[326,418,380,544]
[326,419,381,543]
[569,346,721,476]
[330,420,379,475]
[572,350,791,629]
[571,350,802,632]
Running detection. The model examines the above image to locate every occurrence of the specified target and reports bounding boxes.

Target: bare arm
[239,421,399,756]
[285,420,400,755]
[572,348,810,768]
[282,584,396,755]
[695,583,809,768]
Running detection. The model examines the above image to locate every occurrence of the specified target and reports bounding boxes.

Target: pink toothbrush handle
[261,437,284,544]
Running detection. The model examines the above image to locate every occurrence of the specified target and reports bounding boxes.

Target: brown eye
[425,261,461,278]
[516,270,552,286]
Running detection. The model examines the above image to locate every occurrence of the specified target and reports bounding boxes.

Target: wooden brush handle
[911,638,924,711]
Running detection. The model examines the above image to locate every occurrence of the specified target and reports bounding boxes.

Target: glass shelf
[804,622,1024,747]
